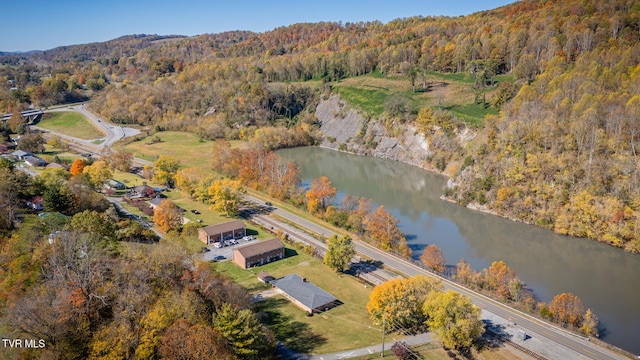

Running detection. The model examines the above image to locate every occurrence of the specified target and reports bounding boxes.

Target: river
[277,146,640,355]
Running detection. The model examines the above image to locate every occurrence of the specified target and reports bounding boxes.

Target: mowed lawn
[216,250,382,354]
[38,112,104,140]
[117,131,243,170]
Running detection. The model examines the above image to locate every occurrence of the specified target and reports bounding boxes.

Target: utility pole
[380,317,385,357]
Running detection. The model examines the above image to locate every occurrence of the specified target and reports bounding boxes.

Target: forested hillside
[1,0,639,250]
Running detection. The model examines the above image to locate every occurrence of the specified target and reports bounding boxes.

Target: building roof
[200,220,246,236]
[24,155,46,166]
[235,238,283,259]
[271,274,337,311]
[149,197,166,207]
[11,150,32,157]
[258,271,275,283]
[46,162,67,169]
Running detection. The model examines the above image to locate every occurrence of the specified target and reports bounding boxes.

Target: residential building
[232,238,284,268]
[27,195,44,211]
[198,220,246,245]
[24,155,46,167]
[104,179,126,190]
[270,274,338,314]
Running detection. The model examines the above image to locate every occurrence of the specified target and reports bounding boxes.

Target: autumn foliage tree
[152,155,181,187]
[423,290,485,352]
[364,205,411,257]
[70,158,88,176]
[367,275,442,333]
[207,179,244,217]
[82,160,113,188]
[549,292,585,327]
[420,244,446,274]
[305,176,336,214]
[153,200,183,233]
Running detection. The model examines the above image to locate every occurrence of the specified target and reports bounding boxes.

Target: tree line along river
[277,146,640,355]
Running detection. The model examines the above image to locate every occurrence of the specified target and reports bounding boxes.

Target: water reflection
[278,146,640,354]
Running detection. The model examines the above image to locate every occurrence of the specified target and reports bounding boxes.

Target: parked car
[243,235,255,241]
[213,242,222,248]
[265,202,272,206]
[191,209,200,214]
[211,255,226,262]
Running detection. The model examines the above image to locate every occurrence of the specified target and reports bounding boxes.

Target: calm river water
[278,146,640,355]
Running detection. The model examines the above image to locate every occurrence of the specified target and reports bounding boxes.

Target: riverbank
[278,146,640,355]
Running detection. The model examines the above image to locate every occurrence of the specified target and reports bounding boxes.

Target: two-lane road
[243,195,623,360]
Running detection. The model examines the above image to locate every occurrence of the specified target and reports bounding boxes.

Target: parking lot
[201,235,256,263]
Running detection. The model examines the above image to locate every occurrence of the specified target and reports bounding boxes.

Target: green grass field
[116,131,243,171]
[331,71,514,125]
[38,112,104,140]
[216,250,381,354]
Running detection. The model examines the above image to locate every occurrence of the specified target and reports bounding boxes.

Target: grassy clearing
[38,112,104,140]
[117,131,243,171]
[216,249,381,354]
[331,71,507,125]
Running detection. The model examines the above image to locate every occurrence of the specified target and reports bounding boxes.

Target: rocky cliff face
[316,95,432,169]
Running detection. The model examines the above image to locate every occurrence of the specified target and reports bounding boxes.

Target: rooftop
[200,220,246,236]
[235,238,283,258]
[271,274,337,311]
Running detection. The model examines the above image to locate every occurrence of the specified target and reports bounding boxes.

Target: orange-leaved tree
[549,292,584,327]
[153,200,183,233]
[305,176,336,214]
[363,205,411,257]
[70,158,87,176]
[420,244,446,274]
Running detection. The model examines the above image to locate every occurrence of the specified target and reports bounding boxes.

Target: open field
[116,131,242,170]
[332,71,511,125]
[38,112,104,140]
[216,249,382,354]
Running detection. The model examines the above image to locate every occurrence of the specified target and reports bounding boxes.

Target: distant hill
[1,0,640,251]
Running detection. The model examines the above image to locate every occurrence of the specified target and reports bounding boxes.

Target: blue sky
[1,0,514,52]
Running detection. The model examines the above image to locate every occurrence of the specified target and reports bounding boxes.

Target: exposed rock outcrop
[317,95,432,168]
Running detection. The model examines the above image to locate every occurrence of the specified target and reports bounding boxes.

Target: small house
[148,196,166,209]
[258,271,275,283]
[46,162,68,170]
[232,238,284,268]
[270,274,338,314]
[24,155,46,167]
[12,150,33,160]
[198,220,246,245]
[27,196,44,211]
[130,184,155,198]
[104,179,126,190]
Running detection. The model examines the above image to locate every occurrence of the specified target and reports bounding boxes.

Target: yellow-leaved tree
[423,290,484,352]
[207,179,244,217]
[366,275,441,333]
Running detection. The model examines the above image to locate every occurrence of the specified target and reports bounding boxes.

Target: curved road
[243,195,624,360]
[34,109,625,360]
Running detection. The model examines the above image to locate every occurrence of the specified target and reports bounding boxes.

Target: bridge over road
[1,109,44,123]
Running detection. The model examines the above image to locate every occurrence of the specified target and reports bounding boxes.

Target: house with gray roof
[270,273,339,314]
[11,150,33,160]
[148,196,167,209]
[24,155,46,167]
